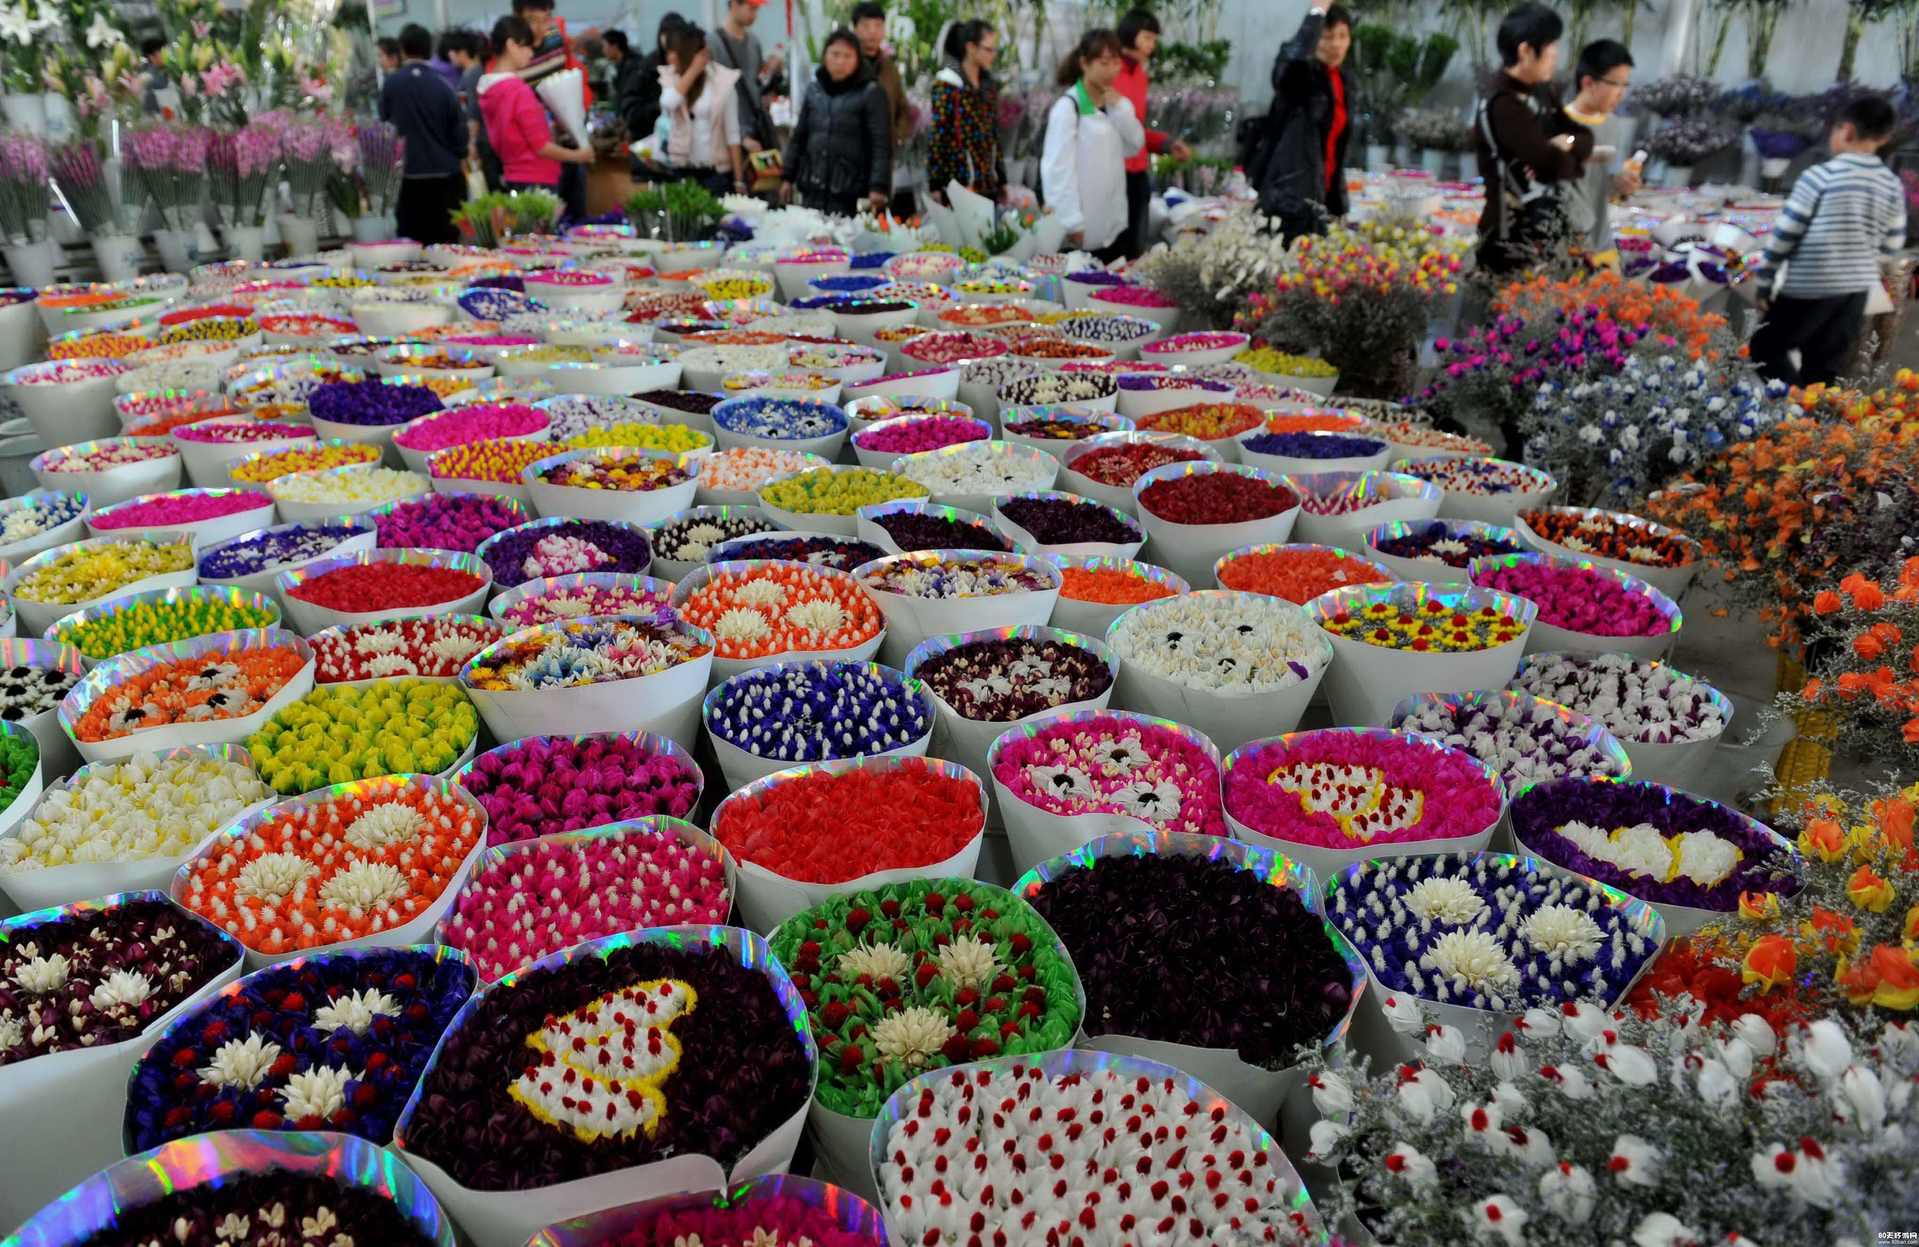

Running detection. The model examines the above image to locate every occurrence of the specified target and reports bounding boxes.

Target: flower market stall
[0,142,1913,1247]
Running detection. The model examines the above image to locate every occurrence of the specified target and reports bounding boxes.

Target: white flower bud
[1800,1019,1852,1081]
[1632,1211,1701,1247]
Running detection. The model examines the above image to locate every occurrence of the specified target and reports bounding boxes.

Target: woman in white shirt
[1041,29,1145,261]
[658,23,747,196]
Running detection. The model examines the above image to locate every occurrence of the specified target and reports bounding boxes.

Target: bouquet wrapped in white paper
[536,68,589,145]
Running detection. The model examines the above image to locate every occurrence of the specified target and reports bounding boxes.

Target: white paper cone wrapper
[6,533,200,637]
[84,488,277,552]
[991,490,1143,561]
[1362,518,1521,587]
[1104,589,1332,752]
[1392,456,1558,527]
[670,559,886,687]
[7,1128,459,1247]
[435,817,735,981]
[1131,461,1300,584]
[1507,776,1792,941]
[1308,581,1537,726]
[713,754,989,932]
[170,772,488,968]
[1290,469,1442,549]
[391,924,816,1247]
[0,891,245,1231]
[842,367,961,405]
[0,491,90,564]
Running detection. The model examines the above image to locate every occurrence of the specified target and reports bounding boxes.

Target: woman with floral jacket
[927,19,1006,204]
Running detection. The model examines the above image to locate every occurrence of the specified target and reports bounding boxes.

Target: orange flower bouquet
[1646,374,1919,640]
[1629,778,1919,1035]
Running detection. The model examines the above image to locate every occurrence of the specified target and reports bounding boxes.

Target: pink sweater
[478,72,561,187]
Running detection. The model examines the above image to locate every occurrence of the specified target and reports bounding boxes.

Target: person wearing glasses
[1562,39,1641,258]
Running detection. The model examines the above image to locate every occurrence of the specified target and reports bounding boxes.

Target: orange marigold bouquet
[1494,269,1728,360]
[1629,777,1919,1038]
[1784,558,1919,770]
[1645,374,1919,640]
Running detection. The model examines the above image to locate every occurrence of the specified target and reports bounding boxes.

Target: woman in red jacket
[478,15,593,194]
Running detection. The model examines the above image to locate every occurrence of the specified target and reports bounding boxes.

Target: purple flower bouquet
[1508,777,1798,931]
[392,927,813,1247]
[4,1131,454,1247]
[125,945,476,1151]
[1017,830,1360,1121]
[0,892,244,1228]
[475,517,654,588]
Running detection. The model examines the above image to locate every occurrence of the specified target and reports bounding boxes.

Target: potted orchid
[0,130,53,286]
[210,123,277,261]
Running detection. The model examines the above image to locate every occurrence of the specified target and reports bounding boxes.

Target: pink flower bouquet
[1223,727,1503,880]
[1470,552,1681,660]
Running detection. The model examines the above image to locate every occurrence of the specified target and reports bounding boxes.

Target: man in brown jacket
[853,3,912,149]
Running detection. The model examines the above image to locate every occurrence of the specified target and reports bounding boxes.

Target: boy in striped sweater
[1749,94,1908,388]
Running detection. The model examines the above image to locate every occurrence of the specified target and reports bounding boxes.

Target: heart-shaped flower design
[509,978,697,1142]
[1270,762,1425,843]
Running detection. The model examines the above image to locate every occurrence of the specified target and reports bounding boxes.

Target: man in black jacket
[380,24,467,245]
[1474,4,1591,274]
[779,29,891,217]
[1252,5,1355,244]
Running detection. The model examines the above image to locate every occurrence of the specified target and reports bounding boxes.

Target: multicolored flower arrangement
[1395,693,1629,792]
[126,946,474,1148]
[1493,270,1727,360]
[0,894,235,1067]
[245,682,479,794]
[916,635,1111,723]
[457,734,700,846]
[179,780,483,955]
[1320,596,1527,653]
[992,714,1225,837]
[1645,374,1919,640]
[309,617,501,684]
[463,617,710,693]
[478,519,653,588]
[1023,847,1353,1066]
[396,935,813,1190]
[1237,222,1462,400]
[1412,307,1648,450]
[442,825,729,981]
[770,881,1080,1116]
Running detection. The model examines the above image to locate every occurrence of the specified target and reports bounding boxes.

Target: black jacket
[620,51,666,144]
[1473,72,1592,270]
[1251,11,1353,226]
[782,65,891,201]
[379,61,466,178]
